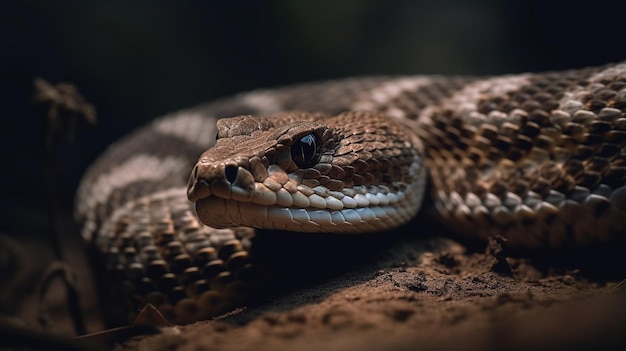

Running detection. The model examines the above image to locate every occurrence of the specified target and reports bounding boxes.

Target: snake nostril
[224,165,238,183]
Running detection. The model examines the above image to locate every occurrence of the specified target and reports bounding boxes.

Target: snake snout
[187,161,256,203]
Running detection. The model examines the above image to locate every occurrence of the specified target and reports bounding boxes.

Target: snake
[76,62,626,324]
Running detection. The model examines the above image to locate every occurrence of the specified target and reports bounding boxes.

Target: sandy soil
[111,226,625,351]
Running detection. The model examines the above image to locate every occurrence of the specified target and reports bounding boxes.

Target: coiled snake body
[77,63,626,323]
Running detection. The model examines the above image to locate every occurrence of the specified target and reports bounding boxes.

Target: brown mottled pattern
[77,63,626,324]
[414,64,626,247]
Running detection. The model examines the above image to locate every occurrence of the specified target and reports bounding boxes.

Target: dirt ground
[1,207,624,351]
[111,228,625,351]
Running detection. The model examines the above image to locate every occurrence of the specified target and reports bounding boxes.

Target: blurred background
[1,0,625,334]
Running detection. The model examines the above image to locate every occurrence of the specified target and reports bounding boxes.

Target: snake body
[77,63,626,323]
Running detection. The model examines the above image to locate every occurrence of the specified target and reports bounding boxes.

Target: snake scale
[76,62,626,324]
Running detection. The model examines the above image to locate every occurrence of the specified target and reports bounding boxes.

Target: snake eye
[291,133,321,169]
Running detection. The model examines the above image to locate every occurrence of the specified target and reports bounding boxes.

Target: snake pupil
[291,133,321,168]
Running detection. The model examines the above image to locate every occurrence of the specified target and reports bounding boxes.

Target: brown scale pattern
[326,111,421,189]
[418,67,626,246]
[99,194,257,324]
[379,77,475,121]
[195,111,421,198]
[83,64,626,324]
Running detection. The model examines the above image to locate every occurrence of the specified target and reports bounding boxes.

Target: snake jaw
[192,156,426,233]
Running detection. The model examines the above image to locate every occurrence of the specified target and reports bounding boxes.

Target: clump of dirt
[113,234,625,351]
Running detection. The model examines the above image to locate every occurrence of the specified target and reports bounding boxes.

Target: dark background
[0,0,625,325]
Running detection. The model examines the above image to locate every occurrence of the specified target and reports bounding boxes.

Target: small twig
[36,262,86,335]
[74,305,166,347]
[0,317,105,351]
[32,78,97,335]
[33,78,96,257]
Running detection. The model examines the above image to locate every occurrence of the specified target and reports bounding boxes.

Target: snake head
[187,111,426,233]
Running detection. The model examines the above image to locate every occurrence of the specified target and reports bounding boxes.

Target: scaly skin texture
[188,111,425,233]
[77,63,626,324]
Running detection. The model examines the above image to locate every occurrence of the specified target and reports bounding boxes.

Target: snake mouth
[194,195,418,234]
[187,155,428,233]
[190,174,426,234]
